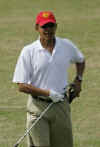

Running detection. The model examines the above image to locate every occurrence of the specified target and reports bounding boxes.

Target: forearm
[75,60,85,77]
[70,60,85,98]
[18,83,49,97]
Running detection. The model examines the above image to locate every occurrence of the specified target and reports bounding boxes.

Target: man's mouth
[44,32,53,37]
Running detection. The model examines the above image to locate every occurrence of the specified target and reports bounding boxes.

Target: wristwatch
[75,75,83,82]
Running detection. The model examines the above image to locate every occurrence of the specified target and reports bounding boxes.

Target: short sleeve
[12,48,32,84]
[69,41,85,63]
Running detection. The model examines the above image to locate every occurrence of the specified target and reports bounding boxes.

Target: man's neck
[40,37,56,53]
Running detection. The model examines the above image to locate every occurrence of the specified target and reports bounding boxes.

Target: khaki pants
[27,95,73,147]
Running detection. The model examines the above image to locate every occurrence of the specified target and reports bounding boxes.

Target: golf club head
[14,143,19,147]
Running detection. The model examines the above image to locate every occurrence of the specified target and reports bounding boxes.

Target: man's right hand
[49,90,64,103]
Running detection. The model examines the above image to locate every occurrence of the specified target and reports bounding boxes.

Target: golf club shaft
[14,102,53,147]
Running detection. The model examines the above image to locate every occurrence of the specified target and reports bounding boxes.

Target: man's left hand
[72,80,82,97]
[68,80,82,104]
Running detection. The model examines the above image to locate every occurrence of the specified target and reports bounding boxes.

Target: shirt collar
[37,36,57,51]
[37,39,45,51]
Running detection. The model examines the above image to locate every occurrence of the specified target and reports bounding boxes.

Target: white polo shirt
[13,37,84,93]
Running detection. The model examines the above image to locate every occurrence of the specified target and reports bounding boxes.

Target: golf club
[14,102,53,147]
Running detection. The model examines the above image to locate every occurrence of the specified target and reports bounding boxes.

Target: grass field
[0,0,100,146]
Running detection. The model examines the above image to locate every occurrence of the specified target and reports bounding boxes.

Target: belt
[33,96,52,103]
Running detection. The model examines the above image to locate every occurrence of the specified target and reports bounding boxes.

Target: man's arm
[18,83,49,97]
[75,61,85,78]
[73,60,85,97]
[18,83,64,103]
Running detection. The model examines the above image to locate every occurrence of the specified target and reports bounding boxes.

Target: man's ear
[35,24,39,31]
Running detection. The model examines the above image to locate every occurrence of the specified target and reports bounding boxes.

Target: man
[13,11,85,147]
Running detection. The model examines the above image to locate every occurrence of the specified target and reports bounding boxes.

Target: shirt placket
[42,49,56,86]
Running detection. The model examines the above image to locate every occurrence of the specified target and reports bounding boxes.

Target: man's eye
[42,23,55,29]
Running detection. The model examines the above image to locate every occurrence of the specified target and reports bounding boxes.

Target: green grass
[0,0,100,146]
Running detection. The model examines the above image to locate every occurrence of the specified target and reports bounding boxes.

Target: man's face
[36,23,57,40]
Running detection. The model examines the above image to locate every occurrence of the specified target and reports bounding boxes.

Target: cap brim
[39,19,56,26]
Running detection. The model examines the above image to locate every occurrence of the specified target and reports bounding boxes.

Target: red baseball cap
[36,11,56,26]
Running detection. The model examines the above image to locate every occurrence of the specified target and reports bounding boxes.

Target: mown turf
[0,0,100,146]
